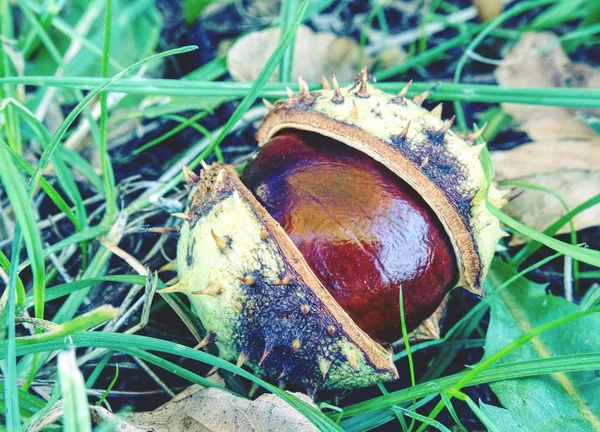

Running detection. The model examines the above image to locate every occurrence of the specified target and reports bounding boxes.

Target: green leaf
[183,0,223,25]
[479,402,528,432]
[483,260,600,431]
[27,0,162,83]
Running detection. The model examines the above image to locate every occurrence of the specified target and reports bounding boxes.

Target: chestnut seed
[241,131,457,343]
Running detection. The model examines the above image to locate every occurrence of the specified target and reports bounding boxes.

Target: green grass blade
[392,406,451,432]
[15,306,118,346]
[58,349,92,432]
[5,143,80,230]
[452,0,558,131]
[511,193,600,266]
[4,334,597,429]
[0,0,23,154]
[95,363,119,406]
[25,45,198,197]
[99,0,116,220]
[133,110,209,154]
[339,352,600,418]
[440,393,468,432]
[488,203,600,267]
[2,228,23,430]
[421,306,600,426]
[18,225,110,271]
[196,0,309,163]
[39,275,166,305]
[5,78,600,108]
[278,0,297,82]
[3,333,342,431]
[0,250,25,303]
[0,138,46,316]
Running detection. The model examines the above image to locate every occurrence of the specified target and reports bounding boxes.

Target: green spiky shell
[174,76,504,390]
[256,79,505,294]
[175,165,398,390]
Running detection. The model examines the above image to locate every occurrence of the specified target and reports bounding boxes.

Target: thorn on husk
[259,338,276,366]
[507,189,524,202]
[205,365,220,377]
[259,346,272,366]
[286,86,295,100]
[300,304,310,315]
[318,357,332,381]
[298,76,309,96]
[466,188,480,203]
[211,229,231,252]
[413,82,440,105]
[171,212,193,222]
[194,331,216,350]
[262,98,274,111]
[147,226,180,236]
[400,120,411,140]
[248,382,260,398]
[277,365,291,381]
[331,75,343,104]
[292,338,302,352]
[356,66,369,98]
[350,101,359,121]
[237,275,255,286]
[466,122,488,143]
[236,351,249,369]
[321,74,331,90]
[440,116,455,135]
[413,90,430,106]
[182,164,200,185]
[158,280,188,294]
[275,273,292,286]
[431,103,443,119]
[191,281,222,296]
[393,80,412,103]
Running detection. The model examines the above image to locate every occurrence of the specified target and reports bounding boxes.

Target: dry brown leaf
[473,0,503,22]
[494,32,599,141]
[120,386,319,432]
[491,32,600,237]
[227,25,367,83]
[491,140,600,180]
[502,170,600,245]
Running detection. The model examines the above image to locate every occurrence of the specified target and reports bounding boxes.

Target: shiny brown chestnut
[241,131,457,343]
[168,70,508,390]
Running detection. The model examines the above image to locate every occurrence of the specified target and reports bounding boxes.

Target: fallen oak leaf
[491,140,600,180]
[120,386,319,432]
[227,25,369,83]
[500,170,600,245]
[491,31,600,238]
[494,31,599,142]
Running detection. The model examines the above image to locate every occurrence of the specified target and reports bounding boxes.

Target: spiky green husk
[173,72,505,391]
[175,166,398,389]
[256,76,505,293]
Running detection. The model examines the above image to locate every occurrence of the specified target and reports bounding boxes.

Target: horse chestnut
[169,70,508,390]
[241,131,457,343]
